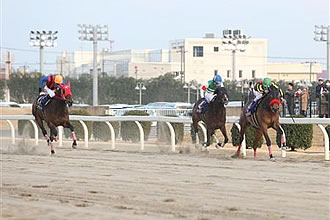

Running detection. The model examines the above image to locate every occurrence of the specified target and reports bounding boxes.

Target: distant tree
[7,72,41,103]
[0,80,5,100]
[144,73,185,103]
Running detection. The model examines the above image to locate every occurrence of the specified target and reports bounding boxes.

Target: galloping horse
[32,82,77,155]
[192,87,229,148]
[232,84,286,160]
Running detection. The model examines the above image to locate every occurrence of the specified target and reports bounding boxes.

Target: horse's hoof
[216,142,224,148]
[270,157,276,161]
[72,143,77,149]
[50,150,56,156]
[231,152,242,158]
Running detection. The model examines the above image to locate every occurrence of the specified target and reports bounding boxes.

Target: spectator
[316,78,324,117]
[320,87,329,118]
[285,82,295,115]
[300,87,309,117]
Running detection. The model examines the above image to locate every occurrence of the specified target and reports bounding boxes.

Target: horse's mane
[260,85,280,110]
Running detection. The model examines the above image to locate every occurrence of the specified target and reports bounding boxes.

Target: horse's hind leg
[232,120,248,158]
[47,123,57,155]
[191,121,198,144]
[252,130,263,160]
[64,121,77,149]
[35,117,50,145]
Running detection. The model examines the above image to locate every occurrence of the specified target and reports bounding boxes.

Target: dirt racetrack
[1,139,330,220]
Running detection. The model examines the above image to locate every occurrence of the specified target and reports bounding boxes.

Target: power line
[0,46,326,61]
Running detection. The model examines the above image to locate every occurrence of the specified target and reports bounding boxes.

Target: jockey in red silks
[38,74,64,111]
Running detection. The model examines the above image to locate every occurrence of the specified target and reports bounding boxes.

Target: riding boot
[247,101,257,115]
[41,95,51,111]
[197,100,205,113]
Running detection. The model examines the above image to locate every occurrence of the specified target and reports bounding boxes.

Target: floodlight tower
[78,24,109,106]
[314,25,330,79]
[29,30,58,74]
[222,29,249,81]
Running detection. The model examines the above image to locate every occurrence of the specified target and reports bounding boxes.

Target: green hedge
[276,116,313,151]
[92,120,119,141]
[157,115,184,144]
[120,110,151,142]
[64,110,93,140]
[231,124,263,148]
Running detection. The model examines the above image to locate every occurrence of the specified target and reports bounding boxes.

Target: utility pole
[78,24,109,106]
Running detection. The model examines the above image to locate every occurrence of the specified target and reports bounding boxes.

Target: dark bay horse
[232,85,286,160]
[32,82,77,155]
[192,87,229,148]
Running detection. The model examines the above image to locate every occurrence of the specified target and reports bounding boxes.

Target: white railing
[1,115,329,160]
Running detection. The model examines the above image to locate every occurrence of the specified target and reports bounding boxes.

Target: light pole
[314,25,330,80]
[222,29,249,80]
[183,83,197,103]
[29,30,58,74]
[303,61,317,82]
[78,24,109,106]
[135,83,146,105]
[176,45,187,83]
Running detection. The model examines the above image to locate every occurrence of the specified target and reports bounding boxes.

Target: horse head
[61,82,73,107]
[215,87,229,105]
[265,85,281,112]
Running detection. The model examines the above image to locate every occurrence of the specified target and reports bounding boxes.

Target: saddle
[246,98,264,128]
[36,94,50,111]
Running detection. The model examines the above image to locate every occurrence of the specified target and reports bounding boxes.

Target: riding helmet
[262,78,271,87]
[55,75,63,84]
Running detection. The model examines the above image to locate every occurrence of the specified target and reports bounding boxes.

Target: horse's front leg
[219,124,229,148]
[263,129,274,160]
[65,121,77,149]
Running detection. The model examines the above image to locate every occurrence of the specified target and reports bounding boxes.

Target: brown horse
[232,85,286,160]
[32,82,77,155]
[192,87,229,148]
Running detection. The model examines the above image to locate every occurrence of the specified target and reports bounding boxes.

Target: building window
[214,70,218,75]
[252,70,256,78]
[214,46,219,52]
[193,46,203,57]
[227,70,230,78]
[239,70,243,78]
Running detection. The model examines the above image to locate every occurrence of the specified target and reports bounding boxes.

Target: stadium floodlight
[78,24,109,106]
[29,30,58,75]
[314,25,330,81]
[222,29,250,80]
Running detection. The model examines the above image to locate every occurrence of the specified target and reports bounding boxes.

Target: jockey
[38,74,64,111]
[197,74,223,113]
[246,78,283,115]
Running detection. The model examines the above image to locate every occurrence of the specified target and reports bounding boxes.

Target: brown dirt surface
[1,138,329,220]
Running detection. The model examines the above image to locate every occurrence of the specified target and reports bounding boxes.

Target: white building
[57,34,323,83]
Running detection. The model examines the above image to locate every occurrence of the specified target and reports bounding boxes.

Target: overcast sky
[0,0,329,72]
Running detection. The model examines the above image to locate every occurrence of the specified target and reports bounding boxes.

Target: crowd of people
[284,78,330,118]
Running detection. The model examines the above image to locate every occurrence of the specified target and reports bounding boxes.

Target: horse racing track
[1,139,329,220]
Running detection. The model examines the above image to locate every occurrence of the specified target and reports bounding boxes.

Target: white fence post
[105,121,115,149]
[235,123,246,157]
[6,120,15,144]
[317,124,329,161]
[134,121,144,151]
[29,120,38,146]
[198,121,207,143]
[165,122,176,152]
[79,120,88,148]
[58,126,63,147]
